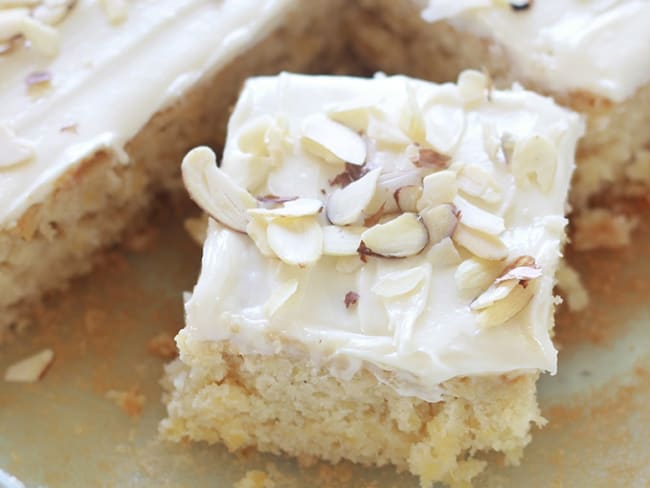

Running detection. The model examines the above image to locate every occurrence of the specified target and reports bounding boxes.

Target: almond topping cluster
[183,75,552,327]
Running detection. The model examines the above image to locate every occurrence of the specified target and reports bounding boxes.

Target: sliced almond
[248,197,323,219]
[457,163,502,204]
[0,124,35,169]
[452,224,508,261]
[511,134,557,192]
[426,237,461,266]
[371,167,425,214]
[264,279,298,317]
[424,104,466,155]
[420,203,459,246]
[470,279,519,310]
[267,217,323,266]
[182,146,257,233]
[367,117,411,148]
[327,100,378,132]
[394,185,422,213]
[372,266,427,297]
[495,255,542,284]
[358,213,428,258]
[416,170,457,211]
[4,349,54,382]
[245,218,274,257]
[474,284,534,328]
[453,195,504,236]
[454,257,501,291]
[457,69,488,105]
[327,168,381,226]
[399,82,426,143]
[237,116,272,156]
[301,113,366,165]
[19,15,60,56]
[322,225,365,256]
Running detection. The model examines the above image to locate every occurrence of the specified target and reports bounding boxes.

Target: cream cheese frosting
[0,0,294,229]
[183,73,584,402]
[421,0,650,103]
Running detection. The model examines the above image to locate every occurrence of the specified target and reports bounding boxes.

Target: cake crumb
[556,262,589,311]
[106,387,145,417]
[572,209,637,251]
[184,214,208,246]
[234,470,275,488]
[124,225,159,253]
[147,333,178,360]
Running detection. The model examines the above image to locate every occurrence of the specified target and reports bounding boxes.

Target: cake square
[161,72,584,486]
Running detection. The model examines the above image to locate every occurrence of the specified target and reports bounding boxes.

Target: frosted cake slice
[161,72,584,487]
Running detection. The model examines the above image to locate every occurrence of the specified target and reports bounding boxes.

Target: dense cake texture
[0,0,347,341]
[350,0,650,218]
[161,73,584,486]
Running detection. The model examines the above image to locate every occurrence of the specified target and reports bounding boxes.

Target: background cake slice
[0,0,346,341]
[161,72,584,487]
[350,0,650,245]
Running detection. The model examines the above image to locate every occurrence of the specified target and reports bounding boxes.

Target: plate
[2,213,650,487]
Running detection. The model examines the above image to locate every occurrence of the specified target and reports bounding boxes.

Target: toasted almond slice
[0,124,34,169]
[420,203,459,246]
[394,185,422,212]
[248,197,323,219]
[358,213,428,258]
[264,279,298,317]
[4,349,54,382]
[454,257,501,291]
[475,284,534,328]
[457,163,502,204]
[245,218,274,257]
[322,225,365,256]
[495,264,542,284]
[301,113,366,165]
[470,279,518,310]
[267,217,323,266]
[453,195,504,236]
[182,146,257,233]
[327,168,381,225]
[371,167,425,214]
[416,170,457,211]
[372,266,427,297]
[452,223,508,261]
[511,134,557,192]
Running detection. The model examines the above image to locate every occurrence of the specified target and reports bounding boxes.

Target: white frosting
[422,0,650,102]
[184,73,584,401]
[0,0,293,229]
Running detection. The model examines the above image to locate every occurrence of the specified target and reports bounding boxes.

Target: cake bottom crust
[161,331,544,487]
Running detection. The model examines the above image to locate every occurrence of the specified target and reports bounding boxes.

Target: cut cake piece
[351,0,650,221]
[0,0,346,341]
[161,72,584,487]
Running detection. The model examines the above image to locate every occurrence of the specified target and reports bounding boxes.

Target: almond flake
[25,69,51,87]
[181,146,257,233]
[452,223,508,261]
[362,202,386,227]
[394,185,421,212]
[424,104,466,154]
[245,217,274,256]
[426,236,461,266]
[419,203,459,246]
[0,124,35,169]
[454,257,501,291]
[494,255,541,284]
[20,15,60,56]
[327,100,378,132]
[302,113,366,165]
[457,69,488,105]
[4,349,54,382]
[267,217,323,266]
[99,0,127,24]
[256,194,298,205]
[416,170,457,211]
[367,117,411,148]
[399,81,426,143]
[326,167,381,225]
[264,279,298,317]
[329,162,369,188]
[470,279,518,310]
[358,213,428,258]
[322,225,364,256]
[453,195,505,236]
[32,0,76,26]
[457,162,502,204]
[372,266,427,297]
[511,134,557,192]
[410,148,451,169]
[248,197,322,219]
[474,284,534,328]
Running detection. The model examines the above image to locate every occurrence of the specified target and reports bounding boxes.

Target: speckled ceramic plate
[2,213,650,487]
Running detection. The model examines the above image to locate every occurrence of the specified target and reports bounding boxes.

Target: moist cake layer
[163,72,583,486]
[0,0,346,340]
